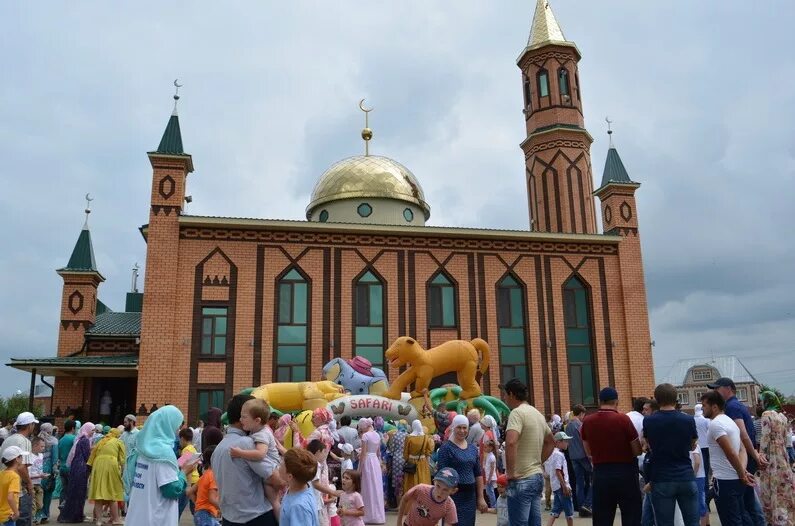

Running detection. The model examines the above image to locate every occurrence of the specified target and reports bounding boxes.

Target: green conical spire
[64,226,98,271]
[155,113,184,154]
[600,146,634,188]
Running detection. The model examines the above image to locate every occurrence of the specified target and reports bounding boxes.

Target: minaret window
[357,203,373,217]
[428,272,457,328]
[354,270,385,371]
[319,210,329,223]
[275,268,309,382]
[522,74,532,110]
[497,274,528,385]
[537,69,550,98]
[558,68,571,103]
[563,276,596,406]
[201,307,228,356]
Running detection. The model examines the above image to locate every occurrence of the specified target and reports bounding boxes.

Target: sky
[1,1,794,399]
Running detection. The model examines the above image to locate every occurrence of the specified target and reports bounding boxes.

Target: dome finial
[359,98,373,156]
[172,79,183,116]
[605,115,614,148]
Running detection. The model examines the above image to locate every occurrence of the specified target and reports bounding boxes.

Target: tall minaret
[518,0,597,233]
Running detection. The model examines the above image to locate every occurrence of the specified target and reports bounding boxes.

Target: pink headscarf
[273,414,292,444]
[312,408,333,425]
[66,421,94,466]
[358,418,373,431]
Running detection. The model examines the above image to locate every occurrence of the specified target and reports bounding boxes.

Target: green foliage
[0,394,44,423]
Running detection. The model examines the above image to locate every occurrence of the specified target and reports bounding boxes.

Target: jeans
[714,479,746,526]
[507,473,544,526]
[700,447,711,509]
[650,480,699,526]
[551,489,575,518]
[2,520,15,526]
[485,483,497,508]
[742,457,765,526]
[194,509,221,526]
[694,477,706,518]
[16,493,31,526]
[571,457,592,509]
[592,463,642,526]
[642,492,655,526]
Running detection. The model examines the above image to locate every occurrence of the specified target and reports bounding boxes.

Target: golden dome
[306,155,431,220]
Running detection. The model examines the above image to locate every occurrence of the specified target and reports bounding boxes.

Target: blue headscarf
[125,406,183,488]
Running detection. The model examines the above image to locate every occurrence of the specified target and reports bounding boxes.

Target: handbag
[402,436,428,475]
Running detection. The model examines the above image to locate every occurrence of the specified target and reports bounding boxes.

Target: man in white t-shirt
[700,391,754,526]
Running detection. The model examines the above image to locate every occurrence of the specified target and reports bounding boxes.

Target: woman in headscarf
[92,423,106,446]
[87,428,126,525]
[125,406,198,526]
[36,423,59,523]
[200,407,224,450]
[386,420,408,507]
[436,414,488,526]
[757,391,795,526]
[358,418,385,524]
[58,422,95,523]
[402,419,434,492]
[273,414,292,444]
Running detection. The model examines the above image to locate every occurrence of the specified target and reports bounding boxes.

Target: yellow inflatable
[282,410,315,448]
[251,380,346,412]
[383,337,490,400]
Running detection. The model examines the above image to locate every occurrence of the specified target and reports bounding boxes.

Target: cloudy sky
[2,1,794,399]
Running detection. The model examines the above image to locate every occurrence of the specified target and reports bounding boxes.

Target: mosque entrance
[88,377,137,426]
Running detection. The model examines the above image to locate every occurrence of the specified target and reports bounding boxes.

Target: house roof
[660,356,759,386]
[6,354,138,377]
[85,312,141,337]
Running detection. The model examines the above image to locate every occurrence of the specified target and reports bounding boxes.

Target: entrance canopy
[7,354,138,378]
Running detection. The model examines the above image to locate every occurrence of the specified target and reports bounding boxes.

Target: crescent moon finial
[83,193,93,227]
[359,98,373,113]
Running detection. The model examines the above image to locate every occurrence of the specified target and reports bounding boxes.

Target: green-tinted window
[275,268,309,381]
[403,208,414,222]
[563,277,596,406]
[428,272,457,328]
[319,210,329,223]
[201,307,227,356]
[522,74,532,110]
[355,271,385,369]
[357,203,372,217]
[538,69,549,97]
[497,275,528,387]
[197,389,225,422]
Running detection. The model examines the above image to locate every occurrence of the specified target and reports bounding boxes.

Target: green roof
[7,355,137,367]
[62,228,97,272]
[86,312,141,337]
[600,147,635,187]
[156,114,184,154]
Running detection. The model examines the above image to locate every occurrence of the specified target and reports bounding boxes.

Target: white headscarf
[328,419,340,442]
[410,420,424,436]
[481,415,496,429]
[694,404,704,417]
[451,414,469,430]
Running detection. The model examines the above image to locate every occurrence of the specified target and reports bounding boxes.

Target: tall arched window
[563,276,596,406]
[497,274,528,384]
[354,270,385,371]
[537,69,550,98]
[428,272,457,328]
[522,73,532,111]
[275,268,309,381]
[558,68,570,102]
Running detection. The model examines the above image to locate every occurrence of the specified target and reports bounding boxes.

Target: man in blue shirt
[643,383,699,526]
[707,377,766,526]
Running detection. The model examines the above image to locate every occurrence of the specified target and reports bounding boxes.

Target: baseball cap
[2,446,23,462]
[554,431,573,441]
[14,412,38,427]
[496,474,508,486]
[433,467,460,488]
[599,387,618,402]
[706,377,736,390]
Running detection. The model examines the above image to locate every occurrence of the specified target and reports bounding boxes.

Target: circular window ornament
[319,210,329,223]
[357,203,372,217]
[403,208,414,222]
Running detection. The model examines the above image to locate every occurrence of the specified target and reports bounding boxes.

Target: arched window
[497,274,528,385]
[563,276,596,406]
[522,73,532,111]
[428,272,457,328]
[275,268,309,381]
[354,270,385,371]
[558,68,570,102]
[537,68,550,98]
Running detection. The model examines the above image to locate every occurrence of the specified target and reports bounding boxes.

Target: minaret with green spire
[518,0,597,234]
[594,126,641,235]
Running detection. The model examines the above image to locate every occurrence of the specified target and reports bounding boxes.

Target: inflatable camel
[382,337,490,400]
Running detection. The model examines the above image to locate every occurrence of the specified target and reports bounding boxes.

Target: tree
[760,385,788,408]
[0,394,44,423]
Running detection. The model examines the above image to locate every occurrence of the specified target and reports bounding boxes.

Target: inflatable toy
[251,380,346,412]
[428,385,510,423]
[282,409,314,448]
[327,394,419,423]
[323,356,389,395]
[383,337,490,400]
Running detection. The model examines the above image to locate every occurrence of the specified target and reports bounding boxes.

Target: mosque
[8,0,655,424]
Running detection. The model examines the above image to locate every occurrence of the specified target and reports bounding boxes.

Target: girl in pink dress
[357,418,385,524]
[338,470,365,526]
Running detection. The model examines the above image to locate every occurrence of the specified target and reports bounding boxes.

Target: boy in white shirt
[544,431,574,526]
[482,440,498,507]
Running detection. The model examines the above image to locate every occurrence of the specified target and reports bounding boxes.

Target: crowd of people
[0,374,793,526]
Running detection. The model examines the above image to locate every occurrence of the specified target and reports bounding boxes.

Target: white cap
[339,443,354,455]
[2,446,24,462]
[14,412,38,427]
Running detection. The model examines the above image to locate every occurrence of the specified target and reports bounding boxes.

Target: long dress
[437,440,482,526]
[387,430,407,504]
[360,429,385,524]
[88,438,126,501]
[58,436,91,522]
[759,410,795,526]
[402,434,434,492]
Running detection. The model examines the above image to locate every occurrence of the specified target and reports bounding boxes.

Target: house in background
[662,356,761,411]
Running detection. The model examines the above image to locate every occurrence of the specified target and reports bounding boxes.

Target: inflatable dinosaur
[382,337,490,400]
[250,380,346,412]
[323,356,389,395]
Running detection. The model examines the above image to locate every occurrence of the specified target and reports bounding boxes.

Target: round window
[319,210,329,223]
[403,208,414,222]
[357,203,372,217]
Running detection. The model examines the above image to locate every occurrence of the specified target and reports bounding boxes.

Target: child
[337,470,364,526]
[490,474,509,526]
[326,482,340,526]
[308,440,343,526]
[338,443,354,474]
[280,448,322,526]
[1,446,23,525]
[544,431,574,526]
[690,446,707,526]
[396,467,459,526]
[28,437,47,522]
[229,399,286,517]
[178,427,200,517]
[188,446,221,526]
[482,439,498,507]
